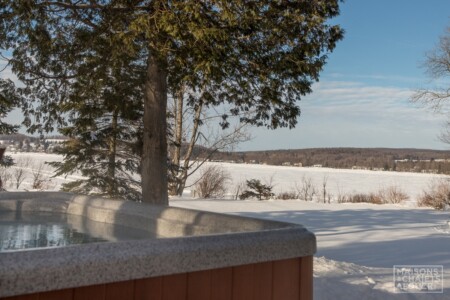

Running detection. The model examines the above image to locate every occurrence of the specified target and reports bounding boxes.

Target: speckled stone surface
[0,192,316,297]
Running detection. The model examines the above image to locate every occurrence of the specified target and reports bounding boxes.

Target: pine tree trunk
[142,53,168,205]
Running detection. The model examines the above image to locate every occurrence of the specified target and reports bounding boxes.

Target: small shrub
[337,186,409,205]
[338,193,382,204]
[194,165,230,198]
[336,193,350,203]
[351,193,382,204]
[378,186,409,204]
[418,181,450,210]
[276,191,297,200]
[239,179,274,200]
[0,155,14,167]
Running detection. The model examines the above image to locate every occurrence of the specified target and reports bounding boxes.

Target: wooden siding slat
[105,281,134,300]
[134,277,162,300]
[299,256,313,300]
[187,270,211,300]
[272,258,300,300]
[210,267,232,300]
[162,273,187,300]
[253,262,273,300]
[1,294,39,300]
[232,264,254,300]
[73,284,105,300]
[38,289,73,300]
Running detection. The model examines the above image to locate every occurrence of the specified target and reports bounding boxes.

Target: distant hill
[210,147,450,174]
[2,133,449,174]
[0,133,38,142]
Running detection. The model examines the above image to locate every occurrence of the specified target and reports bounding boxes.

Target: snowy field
[3,153,450,299]
[2,153,81,191]
[185,162,449,204]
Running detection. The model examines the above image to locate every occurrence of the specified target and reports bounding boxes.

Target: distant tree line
[0,134,38,143]
[210,148,450,174]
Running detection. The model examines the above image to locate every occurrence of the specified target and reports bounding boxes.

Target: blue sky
[2,0,450,151]
[242,0,450,151]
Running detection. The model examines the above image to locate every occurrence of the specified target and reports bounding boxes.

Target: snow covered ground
[2,153,79,191]
[185,162,448,204]
[3,153,450,299]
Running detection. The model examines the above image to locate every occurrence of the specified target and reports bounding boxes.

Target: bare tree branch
[411,26,450,143]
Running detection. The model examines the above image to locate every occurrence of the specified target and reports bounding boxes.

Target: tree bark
[172,88,184,166]
[142,53,168,205]
[168,88,184,196]
[175,100,203,196]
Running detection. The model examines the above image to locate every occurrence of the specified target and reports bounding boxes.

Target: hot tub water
[0,211,153,252]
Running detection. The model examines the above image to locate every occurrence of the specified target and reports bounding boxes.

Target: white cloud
[327,73,423,84]
[303,81,444,122]
[241,80,448,151]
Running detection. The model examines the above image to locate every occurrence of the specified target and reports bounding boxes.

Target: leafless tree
[168,89,251,196]
[233,181,247,200]
[320,175,329,203]
[296,176,317,201]
[411,26,450,142]
[12,158,30,189]
[32,162,52,190]
[335,183,348,203]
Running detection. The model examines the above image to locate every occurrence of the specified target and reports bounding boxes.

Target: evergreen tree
[0,78,18,188]
[1,0,343,205]
[0,79,19,135]
[50,110,142,200]
[48,39,145,200]
[240,179,274,200]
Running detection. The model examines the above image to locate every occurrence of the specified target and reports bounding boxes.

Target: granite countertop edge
[0,226,316,297]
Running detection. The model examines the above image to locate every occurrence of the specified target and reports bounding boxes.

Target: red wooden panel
[134,277,162,300]
[38,288,73,300]
[1,257,312,300]
[187,270,211,300]
[162,273,187,300]
[272,258,300,300]
[299,256,313,300]
[1,294,39,300]
[73,284,105,300]
[210,267,232,300]
[105,280,134,300]
[232,264,254,300]
[253,262,273,300]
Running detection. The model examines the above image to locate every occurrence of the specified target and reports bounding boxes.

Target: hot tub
[0,192,316,300]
